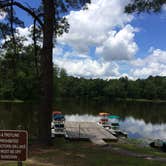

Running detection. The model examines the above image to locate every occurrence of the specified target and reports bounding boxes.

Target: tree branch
[0,1,43,27]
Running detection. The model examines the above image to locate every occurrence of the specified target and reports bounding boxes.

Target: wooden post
[18,161,22,166]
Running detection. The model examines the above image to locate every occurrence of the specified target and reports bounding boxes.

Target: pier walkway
[64,121,117,146]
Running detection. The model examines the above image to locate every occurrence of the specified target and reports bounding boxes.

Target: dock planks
[64,121,117,146]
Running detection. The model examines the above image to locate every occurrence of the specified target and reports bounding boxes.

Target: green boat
[107,115,127,137]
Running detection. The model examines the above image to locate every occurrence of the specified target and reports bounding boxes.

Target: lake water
[0,99,166,141]
[64,114,166,140]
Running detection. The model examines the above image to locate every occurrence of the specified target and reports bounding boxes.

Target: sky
[1,0,166,80]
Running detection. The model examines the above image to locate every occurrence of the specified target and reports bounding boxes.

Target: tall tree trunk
[33,19,39,77]
[39,0,55,144]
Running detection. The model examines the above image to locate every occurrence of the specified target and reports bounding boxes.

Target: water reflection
[0,100,166,141]
[66,114,166,140]
[121,117,166,140]
[57,99,166,124]
[0,102,39,139]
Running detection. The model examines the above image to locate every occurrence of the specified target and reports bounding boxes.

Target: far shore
[0,98,166,104]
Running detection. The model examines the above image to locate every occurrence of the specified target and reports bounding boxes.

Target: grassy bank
[123,98,166,103]
[55,97,166,103]
[0,138,166,166]
[0,100,24,103]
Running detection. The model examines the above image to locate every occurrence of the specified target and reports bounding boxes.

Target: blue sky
[15,0,41,26]
[3,0,166,79]
[132,12,166,58]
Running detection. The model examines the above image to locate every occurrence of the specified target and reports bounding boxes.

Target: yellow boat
[98,112,110,116]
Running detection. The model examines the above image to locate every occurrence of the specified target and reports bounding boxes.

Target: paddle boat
[97,113,127,137]
[107,115,127,137]
[98,112,110,127]
[51,111,65,137]
[149,139,166,152]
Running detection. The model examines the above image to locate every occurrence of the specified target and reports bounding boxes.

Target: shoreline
[0,138,166,166]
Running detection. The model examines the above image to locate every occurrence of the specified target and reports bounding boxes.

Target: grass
[121,98,166,103]
[0,138,166,166]
[112,141,166,158]
[0,100,24,103]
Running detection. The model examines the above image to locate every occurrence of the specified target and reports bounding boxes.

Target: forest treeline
[0,44,166,101]
[54,71,166,101]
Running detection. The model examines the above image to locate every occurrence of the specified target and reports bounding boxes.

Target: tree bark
[33,19,39,77]
[39,0,55,144]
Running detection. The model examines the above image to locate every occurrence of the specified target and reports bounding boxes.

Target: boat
[107,115,127,137]
[98,112,110,127]
[99,112,110,116]
[51,111,65,137]
[97,113,127,138]
[149,139,166,152]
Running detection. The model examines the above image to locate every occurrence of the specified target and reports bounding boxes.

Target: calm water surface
[0,99,166,140]
[65,114,166,140]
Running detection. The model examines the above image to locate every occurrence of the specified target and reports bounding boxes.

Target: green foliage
[1,49,166,101]
[125,0,166,13]
[55,73,166,101]
[0,40,40,100]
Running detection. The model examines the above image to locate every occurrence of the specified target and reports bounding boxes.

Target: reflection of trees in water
[0,100,166,139]
[0,103,12,129]
[55,99,166,124]
[0,103,39,140]
[112,101,166,124]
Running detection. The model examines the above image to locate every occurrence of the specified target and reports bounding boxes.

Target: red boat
[98,112,110,126]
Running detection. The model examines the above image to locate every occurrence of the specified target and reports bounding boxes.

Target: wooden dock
[64,121,117,146]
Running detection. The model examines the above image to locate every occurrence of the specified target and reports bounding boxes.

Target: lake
[0,99,166,141]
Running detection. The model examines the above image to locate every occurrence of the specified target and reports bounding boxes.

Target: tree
[0,0,91,144]
[125,0,166,13]
[125,0,166,99]
[0,39,40,100]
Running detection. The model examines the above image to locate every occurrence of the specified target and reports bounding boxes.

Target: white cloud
[162,4,166,11]
[121,117,166,140]
[16,27,30,37]
[7,0,140,79]
[0,10,6,20]
[53,0,141,78]
[0,26,32,47]
[4,0,164,80]
[15,26,43,46]
[10,28,166,80]
[96,24,138,60]
[16,26,33,46]
[53,47,166,80]
[55,1,166,79]
[130,49,166,78]
[53,55,120,79]
[58,0,137,60]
